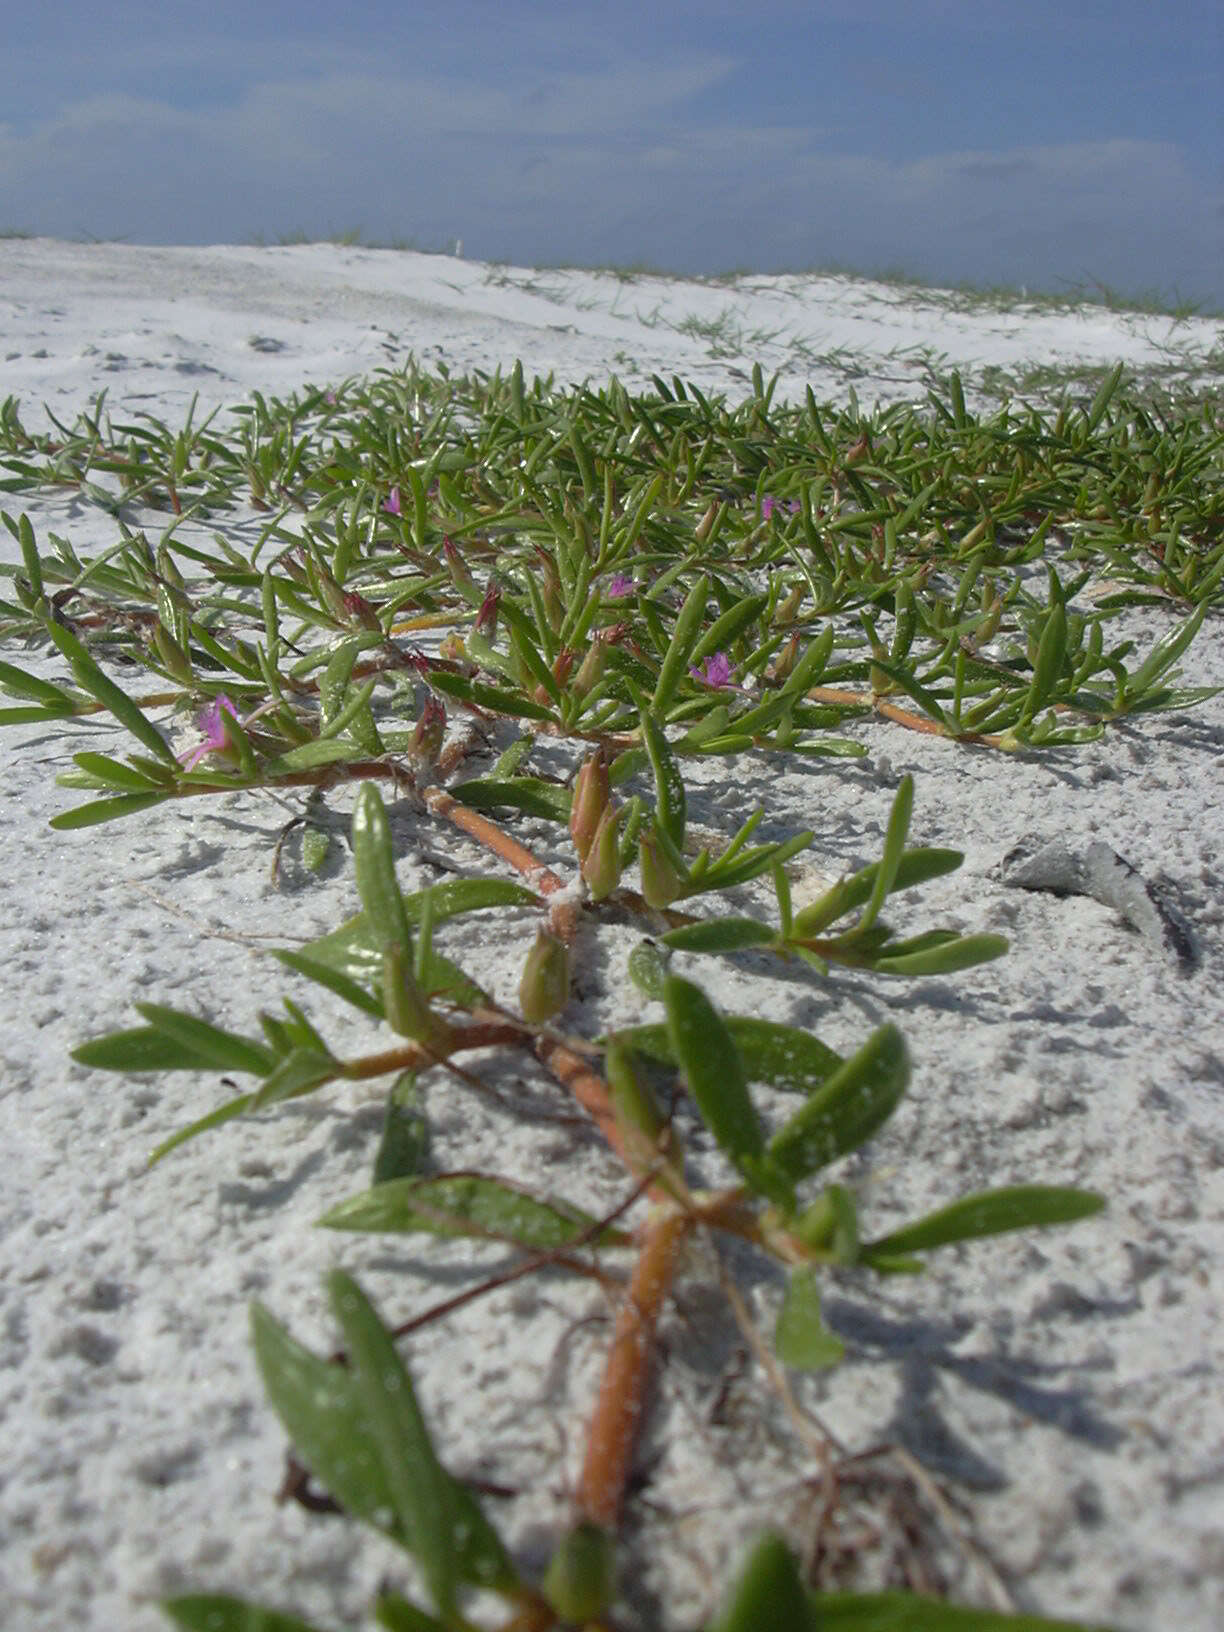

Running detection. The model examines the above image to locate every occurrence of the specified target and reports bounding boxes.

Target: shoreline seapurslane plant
[2,352,1219,1630]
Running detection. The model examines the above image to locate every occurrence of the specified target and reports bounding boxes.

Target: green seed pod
[768,632,801,683]
[519,928,570,1022]
[706,1532,808,1632]
[639,828,683,909]
[382,946,436,1042]
[581,802,623,901]
[410,695,447,770]
[314,563,351,624]
[151,622,194,685]
[442,536,477,600]
[772,583,804,627]
[791,1183,859,1263]
[569,749,611,862]
[541,1520,615,1623]
[572,630,610,699]
[604,1034,674,1171]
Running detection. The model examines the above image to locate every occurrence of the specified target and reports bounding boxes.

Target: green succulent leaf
[72,1024,223,1074]
[318,1172,633,1248]
[251,1289,516,1600]
[663,974,776,1192]
[449,775,573,822]
[652,572,710,713]
[273,949,385,1018]
[661,916,778,953]
[246,1046,337,1110]
[327,1271,462,1616]
[428,667,556,720]
[373,1597,452,1632]
[161,1595,329,1632]
[49,791,171,828]
[872,931,1009,976]
[132,1003,276,1076]
[790,846,964,937]
[147,1091,256,1164]
[860,1185,1105,1264]
[766,1024,909,1185]
[614,1015,843,1094]
[627,938,670,998]
[44,617,179,763]
[351,782,412,955]
[801,1588,1114,1629]
[0,658,76,708]
[857,774,913,933]
[775,1267,846,1370]
[372,1073,431,1183]
[705,1532,810,1632]
[69,750,174,790]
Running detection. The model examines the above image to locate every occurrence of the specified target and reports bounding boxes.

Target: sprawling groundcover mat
[2,241,1222,1632]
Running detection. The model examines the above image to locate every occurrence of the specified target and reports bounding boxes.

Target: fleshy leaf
[351,782,412,955]
[664,974,769,1186]
[775,1267,845,1371]
[766,1025,909,1184]
[802,1588,1115,1629]
[161,1595,328,1632]
[661,916,777,953]
[132,1003,276,1076]
[614,1016,843,1094]
[318,1173,632,1248]
[73,1024,221,1074]
[790,847,963,937]
[860,1185,1105,1263]
[50,791,170,829]
[250,1295,515,1595]
[705,1533,810,1632]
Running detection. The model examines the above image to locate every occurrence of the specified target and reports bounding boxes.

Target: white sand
[1,241,1222,1631]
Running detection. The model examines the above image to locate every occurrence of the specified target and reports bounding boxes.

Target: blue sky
[3,0,1221,307]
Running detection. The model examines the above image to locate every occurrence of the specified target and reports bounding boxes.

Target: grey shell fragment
[1001,838,1196,972]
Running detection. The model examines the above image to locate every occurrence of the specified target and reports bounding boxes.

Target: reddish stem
[577,1207,691,1530]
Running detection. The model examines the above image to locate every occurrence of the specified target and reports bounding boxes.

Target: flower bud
[694,499,719,543]
[767,632,801,685]
[639,827,684,909]
[844,430,872,465]
[152,622,194,685]
[569,750,611,862]
[791,1184,859,1263]
[534,647,574,705]
[315,564,350,624]
[605,1034,682,1181]
[382,946,435,1042]
[475,579,499,637]
[541,1521,615,1624]
[518,928,570,1022]
[410,695,447,770]
[581,802,623,901]
[532,546,565,633]
[343,590,382,631]
[572,630,609,699]
[772,583,804,627]
[443,536,477,601]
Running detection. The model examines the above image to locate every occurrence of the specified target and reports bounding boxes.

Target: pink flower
[324,390,338,406]
[383,486,402,516]
[605,573,634,598]
[179,694,239,771]
[761,495,800,521]
[689,652,736,689]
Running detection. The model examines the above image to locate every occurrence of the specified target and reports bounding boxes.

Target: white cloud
[1,63,1218,306]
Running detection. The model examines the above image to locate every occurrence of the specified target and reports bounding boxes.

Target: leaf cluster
[1,355,1187,1630]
